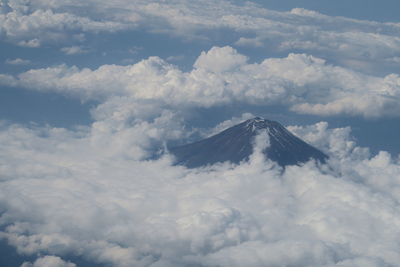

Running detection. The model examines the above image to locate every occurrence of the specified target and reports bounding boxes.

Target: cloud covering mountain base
[1,115,400,267]
[1,46,400,266]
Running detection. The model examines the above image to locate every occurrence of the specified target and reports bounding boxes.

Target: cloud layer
[1,46,399,118]
[1,111,400,266]
[0,53,399,264]
[2,0,400,73]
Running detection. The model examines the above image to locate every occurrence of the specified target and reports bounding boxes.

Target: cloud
[287,122,370,160]
[205,112,255,137]
[60,46,88,55]
[166,55,185,63]
[0,73,17,86]
[387,56,400,63]
[5,58,31,65]
[0,7,126,46]
[194,46,248,73]
[1,0,400,74]
[234,37,263,48]
[18,39,41,48]
[21,256,76,267]
[1,46,399,118]
[1,112,400,266]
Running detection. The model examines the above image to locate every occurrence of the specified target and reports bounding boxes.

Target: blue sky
[1,1,400,266]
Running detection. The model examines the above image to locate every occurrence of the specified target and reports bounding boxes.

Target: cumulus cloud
[1,111,400,266]
[194,46,248,73]
[288,122,370,161]
[1,46,399,118]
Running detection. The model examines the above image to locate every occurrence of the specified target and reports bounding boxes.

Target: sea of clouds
[1,106,400,266]
[1,48,400,266]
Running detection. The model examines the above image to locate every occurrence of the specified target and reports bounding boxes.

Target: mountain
[168,117,328,168]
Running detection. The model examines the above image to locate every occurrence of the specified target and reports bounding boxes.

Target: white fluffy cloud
[1,111,400,266]
[194,46,248,73]
[1,46,399,118]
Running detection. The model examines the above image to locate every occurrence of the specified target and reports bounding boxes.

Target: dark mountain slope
[169,117,328,168]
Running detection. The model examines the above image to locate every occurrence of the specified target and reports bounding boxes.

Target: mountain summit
[169,117,328,168]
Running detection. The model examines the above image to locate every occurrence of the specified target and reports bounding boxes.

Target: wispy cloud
[5,58,31,65]
[17,39,40,48]
[60,46,88,55]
